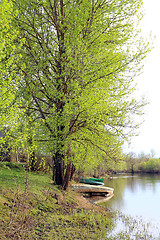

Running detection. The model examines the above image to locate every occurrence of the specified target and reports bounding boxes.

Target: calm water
[101,174,160,238]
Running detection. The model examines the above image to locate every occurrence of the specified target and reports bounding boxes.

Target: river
[100,174,160,239]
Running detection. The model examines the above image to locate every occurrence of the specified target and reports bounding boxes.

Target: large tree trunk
[53,147,76,190]
[53,161,76,190]
[62,145,75,189]
[63,161,72,190]
[53,151,64,186]
[52,1,74,189]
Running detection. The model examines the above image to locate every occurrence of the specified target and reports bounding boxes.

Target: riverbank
[0,162,112,239]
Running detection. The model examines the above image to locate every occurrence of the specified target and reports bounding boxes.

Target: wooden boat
[80,177,104,186]
[72,184,114,199]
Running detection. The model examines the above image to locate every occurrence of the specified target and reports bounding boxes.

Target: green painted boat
[88,178,104,183]
[80,177,104,186]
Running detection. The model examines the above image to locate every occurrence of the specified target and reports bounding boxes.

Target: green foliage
[137,158,160,173]
[122,152,160,174]
[124,152,138,173]
[0,0,24,131]
[0,0,150,185]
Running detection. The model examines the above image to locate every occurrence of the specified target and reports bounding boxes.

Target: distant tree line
[124,151,160,174]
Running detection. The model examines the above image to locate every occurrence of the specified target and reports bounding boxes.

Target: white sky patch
[124,0,160,157]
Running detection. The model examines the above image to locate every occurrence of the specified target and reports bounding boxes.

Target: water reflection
[106,211,160,240]
[101,174,160,223]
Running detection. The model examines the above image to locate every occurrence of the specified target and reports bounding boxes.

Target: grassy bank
[0,162,112,239]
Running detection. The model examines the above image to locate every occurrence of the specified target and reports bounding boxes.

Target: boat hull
[80,178,104,186]
[88,178,103,183]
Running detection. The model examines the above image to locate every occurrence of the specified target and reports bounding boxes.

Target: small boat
[88,177,104,183]
[80,177,104,186]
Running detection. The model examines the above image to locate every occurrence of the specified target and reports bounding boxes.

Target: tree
[0,0,25,161]
[1,0,149,189]
[125,152,138,174]
[0,0,22,124]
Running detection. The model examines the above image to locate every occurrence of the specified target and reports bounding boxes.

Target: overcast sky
[123,0,160,157]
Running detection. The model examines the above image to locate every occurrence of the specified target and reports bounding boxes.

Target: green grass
[0,162,52,191]
[0,162,155,239]
[0,162,112,239]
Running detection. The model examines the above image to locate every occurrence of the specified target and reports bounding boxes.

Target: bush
[137,159,160,173]
[137,162,145,172]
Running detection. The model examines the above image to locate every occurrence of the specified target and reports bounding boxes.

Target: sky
[123,0,160,157]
